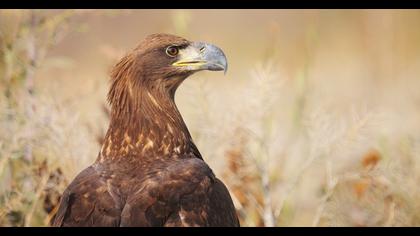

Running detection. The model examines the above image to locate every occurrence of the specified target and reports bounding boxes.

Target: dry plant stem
[258,141,275,227]
[306,110,372,225]
[384,200,395,226]
[22,10,76,163]
[0,142,8,178]
[261,163,275,226]
[274,143,315,219]
[23,11,38,163]
[24,173,50,226]
[312,160,338,226]
[247,130,276,227]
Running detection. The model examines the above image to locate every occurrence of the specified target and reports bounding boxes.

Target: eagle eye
[166,46,179,57]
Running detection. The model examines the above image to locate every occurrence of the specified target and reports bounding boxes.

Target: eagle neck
[98,78,200,163]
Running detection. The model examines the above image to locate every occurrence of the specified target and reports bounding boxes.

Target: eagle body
[52,34,239,227]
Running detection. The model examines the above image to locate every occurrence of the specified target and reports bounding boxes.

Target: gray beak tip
[201,42,228,74]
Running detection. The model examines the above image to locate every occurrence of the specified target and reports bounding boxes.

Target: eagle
[51,34,240,227]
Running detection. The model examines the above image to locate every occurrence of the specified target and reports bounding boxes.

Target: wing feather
[120,158,239,227]
[51,166,122,227]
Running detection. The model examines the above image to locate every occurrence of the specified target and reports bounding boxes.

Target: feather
[52,34,239,227]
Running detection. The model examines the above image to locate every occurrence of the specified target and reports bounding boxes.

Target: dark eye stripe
[176,43,189,49]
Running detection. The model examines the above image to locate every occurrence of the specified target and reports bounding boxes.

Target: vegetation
[1,9,420,226]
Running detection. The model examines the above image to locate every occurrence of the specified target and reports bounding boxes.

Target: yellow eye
[166,46,179,57]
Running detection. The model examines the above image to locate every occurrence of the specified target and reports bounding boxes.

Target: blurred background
[1,9,420,226]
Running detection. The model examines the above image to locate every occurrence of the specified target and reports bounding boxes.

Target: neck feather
[98,72,201,163]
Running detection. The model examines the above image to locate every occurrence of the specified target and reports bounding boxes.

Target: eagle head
[107,33,227,119]
[110,33,227,95]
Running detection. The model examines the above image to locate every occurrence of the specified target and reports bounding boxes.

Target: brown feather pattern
[51,34,239,227]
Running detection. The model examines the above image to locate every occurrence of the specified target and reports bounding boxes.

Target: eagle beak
[172,42,228,74]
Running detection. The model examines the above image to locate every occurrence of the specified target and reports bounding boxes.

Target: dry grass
[1,9,420,226]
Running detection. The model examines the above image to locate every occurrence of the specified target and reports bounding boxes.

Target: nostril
[200,46,206,53]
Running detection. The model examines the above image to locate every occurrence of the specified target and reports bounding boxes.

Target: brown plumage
[51,34,239,227]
